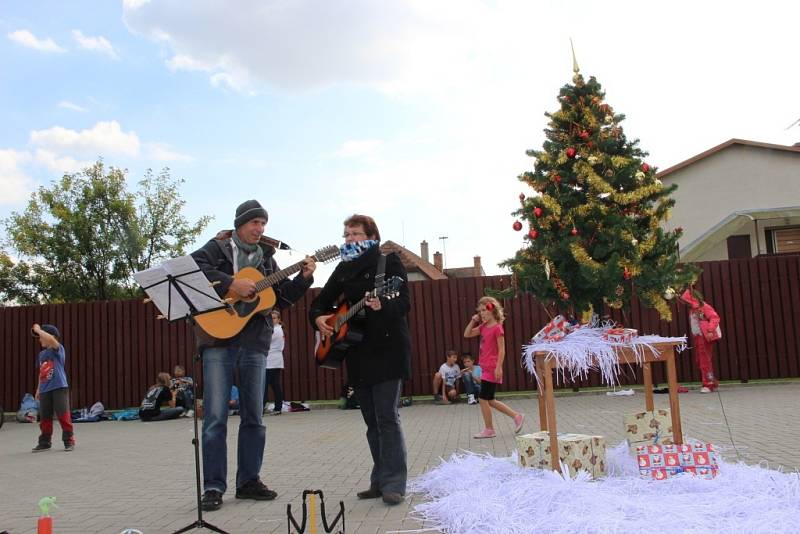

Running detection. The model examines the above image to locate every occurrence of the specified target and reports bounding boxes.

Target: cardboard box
[532,315,573,343]
[636,443,719,480]
[624,409,674,453]
[517,431,606,479]
[602,327,638,344]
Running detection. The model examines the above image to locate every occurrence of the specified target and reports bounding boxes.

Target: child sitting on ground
[433,349,461,404]
[139,372,184,421]
[170,365,195,415]
[459,353,482,405]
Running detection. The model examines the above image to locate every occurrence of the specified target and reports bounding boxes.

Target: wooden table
[534,342,684,473]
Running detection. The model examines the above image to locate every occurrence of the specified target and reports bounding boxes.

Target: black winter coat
[191,234,313,351]
[309,246,411,386]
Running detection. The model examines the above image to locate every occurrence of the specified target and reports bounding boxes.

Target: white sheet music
[134,256,224,321]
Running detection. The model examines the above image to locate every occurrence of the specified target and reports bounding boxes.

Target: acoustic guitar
[315,276,404,369]
[195,245,340,339]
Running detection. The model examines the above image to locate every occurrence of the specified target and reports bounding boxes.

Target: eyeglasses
[342,231,367,238]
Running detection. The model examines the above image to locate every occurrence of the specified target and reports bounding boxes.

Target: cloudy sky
[2,0,799,283]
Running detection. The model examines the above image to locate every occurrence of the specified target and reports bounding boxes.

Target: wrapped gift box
[602,327,638,344]
[624,409,674,453]
[532,315,573,343]
[636,443,719,480]
[517,431,606,479]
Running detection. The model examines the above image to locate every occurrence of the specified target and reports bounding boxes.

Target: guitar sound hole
[233,297,261,318]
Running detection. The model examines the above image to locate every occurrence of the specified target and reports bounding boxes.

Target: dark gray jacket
[191,234,313,351]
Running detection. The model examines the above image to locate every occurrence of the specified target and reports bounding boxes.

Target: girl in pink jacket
[680,288,721,392]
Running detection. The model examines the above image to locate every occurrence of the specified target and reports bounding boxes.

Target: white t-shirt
[266,324,285,369]
[438,362,460,386]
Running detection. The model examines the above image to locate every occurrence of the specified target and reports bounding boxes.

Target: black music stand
[135,257,231,534]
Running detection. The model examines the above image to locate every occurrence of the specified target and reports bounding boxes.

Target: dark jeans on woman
[355,378,407,495]
[264,368,284,412]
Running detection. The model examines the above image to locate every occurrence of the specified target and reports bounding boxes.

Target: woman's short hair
[156,372,172,386]
[343,214,380,241]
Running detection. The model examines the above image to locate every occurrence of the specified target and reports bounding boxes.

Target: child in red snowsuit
[680,289,721,392]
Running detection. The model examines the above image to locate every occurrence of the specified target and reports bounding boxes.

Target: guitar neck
[254,255,316,292]
[340,294,370,326]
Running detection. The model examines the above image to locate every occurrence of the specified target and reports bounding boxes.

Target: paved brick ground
[1,382,798,533]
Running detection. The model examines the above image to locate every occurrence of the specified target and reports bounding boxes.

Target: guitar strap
[375,253,387,291]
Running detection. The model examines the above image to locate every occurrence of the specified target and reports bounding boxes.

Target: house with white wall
[659,139,800,261]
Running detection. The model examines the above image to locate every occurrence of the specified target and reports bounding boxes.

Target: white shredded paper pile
[522,320,687,387]
[410,443,800,534]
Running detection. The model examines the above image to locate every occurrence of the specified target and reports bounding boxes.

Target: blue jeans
[461,373,481,396]
[202,346,266,494]
[355,379,407,495]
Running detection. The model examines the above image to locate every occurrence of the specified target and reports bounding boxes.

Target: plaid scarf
[339,240,379,262]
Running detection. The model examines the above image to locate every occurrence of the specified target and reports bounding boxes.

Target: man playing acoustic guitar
[191,199,316,511]
[309,214,411,506]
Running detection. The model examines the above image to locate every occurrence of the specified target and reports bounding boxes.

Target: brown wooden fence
[2,256,799,411]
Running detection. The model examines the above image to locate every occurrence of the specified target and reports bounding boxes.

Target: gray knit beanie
[234,200,268,228]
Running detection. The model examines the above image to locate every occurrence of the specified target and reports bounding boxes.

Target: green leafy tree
[499,64,698,321]
[2,161,212,303]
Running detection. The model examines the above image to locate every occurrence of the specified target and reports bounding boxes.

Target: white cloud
[34,149,91,174]
[71,30,119,59]
[7,29,66,53]
[333,139,383,158]
[29,121,141,157]
[0,149,34,205]
[58,101,87,112]
[147,143,194,162]
[122,0,486,92]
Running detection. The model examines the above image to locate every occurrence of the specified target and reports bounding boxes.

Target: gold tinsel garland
[612,183,661,205]
[538,194,562,219]
[610,156,631,169]
[570,242,603,271]
[642,289,672,321]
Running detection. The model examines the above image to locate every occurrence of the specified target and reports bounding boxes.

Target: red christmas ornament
[641,163,650,173]
[513,221,523,231]
[566,147,576,158]
[519,192,525,202]
[528,229,539,239]
[534,207,543,218]
[578,130,590,140]
[570,227,579,236]
[623,267,632,280]
[586,141,594,148]
[553,174,562,183]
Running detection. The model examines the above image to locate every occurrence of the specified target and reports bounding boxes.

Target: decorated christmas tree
[501,53,698,322]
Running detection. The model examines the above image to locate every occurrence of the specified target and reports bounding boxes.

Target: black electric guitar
[315,276,404,369]
[195,245,340,339]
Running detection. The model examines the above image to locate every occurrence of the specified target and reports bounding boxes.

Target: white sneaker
[185,409,194,418]
[700,387,711,394]
[467,394,477,404]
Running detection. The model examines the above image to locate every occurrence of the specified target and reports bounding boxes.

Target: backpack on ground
[16,393,39,423]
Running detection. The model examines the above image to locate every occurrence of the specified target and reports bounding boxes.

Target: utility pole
[439,236,448,270]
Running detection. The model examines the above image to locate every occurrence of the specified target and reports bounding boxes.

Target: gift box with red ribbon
[636,443,719,480]
[532,315,573,343]
[602,327,638,344]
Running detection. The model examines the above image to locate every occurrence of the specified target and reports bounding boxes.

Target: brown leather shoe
[382,491,404,505]
[356,488,382,499]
